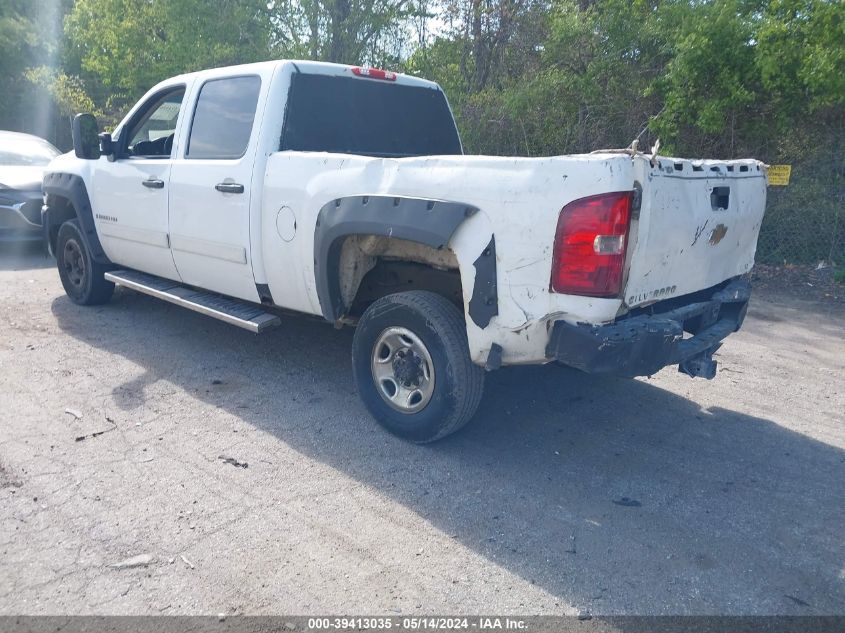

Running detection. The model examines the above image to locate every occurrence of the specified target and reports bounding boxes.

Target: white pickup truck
[43,60,767,442]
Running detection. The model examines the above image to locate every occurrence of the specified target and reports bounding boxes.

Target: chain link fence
[757,149,845,267]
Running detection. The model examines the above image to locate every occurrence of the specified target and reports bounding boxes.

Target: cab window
[125,87,186,158]
[185,76,261,160]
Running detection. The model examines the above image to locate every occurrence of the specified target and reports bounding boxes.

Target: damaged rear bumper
[546,277,751,378]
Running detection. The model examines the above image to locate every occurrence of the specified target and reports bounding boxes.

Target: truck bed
[259,150,766,365]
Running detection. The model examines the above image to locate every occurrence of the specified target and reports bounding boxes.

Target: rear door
[168,74,263,301]
[623,157,767,307]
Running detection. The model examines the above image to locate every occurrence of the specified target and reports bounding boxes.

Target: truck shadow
[51,290,845,614]
[0,241,52,271]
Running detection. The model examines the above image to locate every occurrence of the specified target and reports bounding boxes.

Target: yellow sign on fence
[767,164,791,186]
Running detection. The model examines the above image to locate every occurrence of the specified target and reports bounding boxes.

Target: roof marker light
[351,67,397,81]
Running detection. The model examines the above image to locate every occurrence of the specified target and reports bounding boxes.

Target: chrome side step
[104,269,281,333]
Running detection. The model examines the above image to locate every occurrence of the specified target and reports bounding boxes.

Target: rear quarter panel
[261,152,635,363]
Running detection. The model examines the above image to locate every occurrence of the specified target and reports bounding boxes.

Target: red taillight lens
[550,191,633,297]
[351,67,397,81]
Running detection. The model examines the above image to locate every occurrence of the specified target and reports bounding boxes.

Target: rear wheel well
[350,260,463,318]
[339,236,463,320]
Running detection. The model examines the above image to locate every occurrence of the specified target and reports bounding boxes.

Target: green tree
[269,0,421,65]
[65,0,274,106]
[0,0,72,137]
[408,0,547,94]
[66,0,422,113]
[649,0,761,156]
[757,0,845,114]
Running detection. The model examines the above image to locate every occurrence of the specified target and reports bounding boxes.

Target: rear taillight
[550,191,633,297]
[351,67,397,81]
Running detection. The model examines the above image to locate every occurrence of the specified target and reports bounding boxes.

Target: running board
[104,269,281,333]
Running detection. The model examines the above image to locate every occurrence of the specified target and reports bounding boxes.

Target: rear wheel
[352,291,484,443]
[56,220,114,305]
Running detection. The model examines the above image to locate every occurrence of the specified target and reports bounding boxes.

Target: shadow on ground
[0,241,51,271]
[50,287,845,615]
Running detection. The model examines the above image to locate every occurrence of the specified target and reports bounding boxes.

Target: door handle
[215,182,244,194]
[142,178,165,189]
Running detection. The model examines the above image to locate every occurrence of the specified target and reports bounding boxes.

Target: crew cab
[42,60,767,442]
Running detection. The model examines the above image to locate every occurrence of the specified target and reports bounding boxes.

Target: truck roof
[168,59,440,91]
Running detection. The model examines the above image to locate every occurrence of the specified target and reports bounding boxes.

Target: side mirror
[72,113,101,160]
[98,132,115,159]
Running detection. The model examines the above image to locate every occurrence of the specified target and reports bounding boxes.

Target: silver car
[0,131,61,242]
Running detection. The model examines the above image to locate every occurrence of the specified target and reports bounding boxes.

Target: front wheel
[352,291,484,443]
[56,220,114,305]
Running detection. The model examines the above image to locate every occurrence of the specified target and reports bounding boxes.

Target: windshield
[281,73,462,157]
[0,136,60,167]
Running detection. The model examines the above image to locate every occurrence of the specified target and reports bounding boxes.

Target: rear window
[280,73,462,157]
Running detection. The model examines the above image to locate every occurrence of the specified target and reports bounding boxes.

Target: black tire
[352,290,484,443]
[56,220,114,306]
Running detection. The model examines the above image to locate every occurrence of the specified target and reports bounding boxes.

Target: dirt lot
[1,243,843,616]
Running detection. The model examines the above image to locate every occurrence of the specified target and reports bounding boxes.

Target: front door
[92,86,186,280]
[168,75,263,301]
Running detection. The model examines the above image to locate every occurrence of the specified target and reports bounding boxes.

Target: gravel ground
[1,243,843,616]
[750,264,844,305]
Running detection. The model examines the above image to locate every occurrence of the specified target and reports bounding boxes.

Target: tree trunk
[328,0,352,62]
